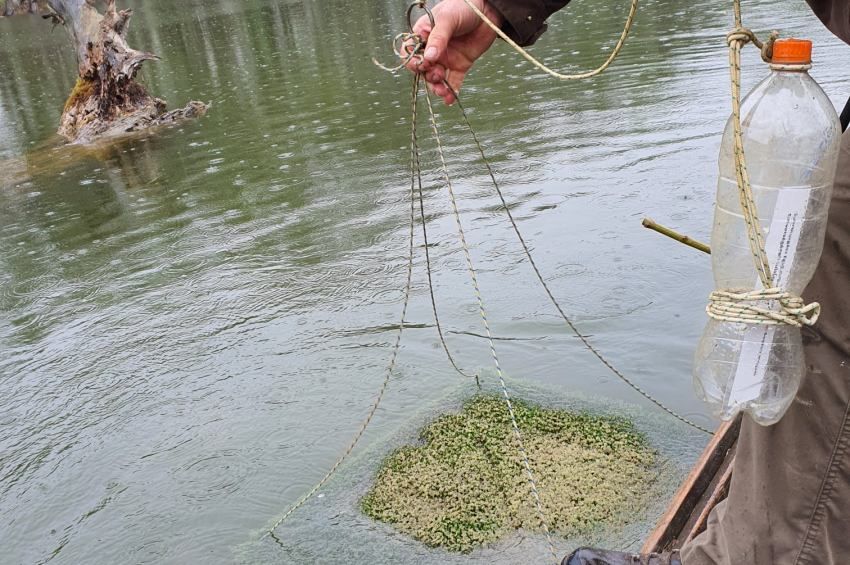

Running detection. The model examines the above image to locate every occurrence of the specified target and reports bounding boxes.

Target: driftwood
[4,0,207,143]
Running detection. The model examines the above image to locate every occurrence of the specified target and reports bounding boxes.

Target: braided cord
[707,288,821,327]
[266,76,421,541]
[460,0,638,80]
[423,88,559,564]
[448,87,712,436]
[722,5,821,327]
[412,87,482,386]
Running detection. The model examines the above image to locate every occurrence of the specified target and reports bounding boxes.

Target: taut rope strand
[719,2,821,327]
[423,87,558,563]
[266,75,421,541]
[412,77,482,387]
[447,84,713,436]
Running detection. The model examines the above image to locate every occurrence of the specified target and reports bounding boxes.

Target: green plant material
[361,395,656,553]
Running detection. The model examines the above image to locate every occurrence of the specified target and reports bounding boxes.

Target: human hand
[407,0,503,105]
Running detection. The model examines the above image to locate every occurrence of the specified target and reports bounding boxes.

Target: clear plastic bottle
[693,39,841,425]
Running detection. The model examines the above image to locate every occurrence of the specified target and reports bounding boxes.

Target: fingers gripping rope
[373,0,639,80]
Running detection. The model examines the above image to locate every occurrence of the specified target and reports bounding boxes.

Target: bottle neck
[769,62,812,73]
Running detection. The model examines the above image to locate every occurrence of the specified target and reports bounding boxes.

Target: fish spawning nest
[361,395,657,552]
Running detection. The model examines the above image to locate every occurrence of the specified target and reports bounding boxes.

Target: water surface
[1,0,848,563]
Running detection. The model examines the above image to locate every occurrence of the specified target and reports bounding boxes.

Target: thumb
[423,13,459,63]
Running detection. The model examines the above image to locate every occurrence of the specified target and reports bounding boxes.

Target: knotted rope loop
[371,3,434,73]
[760,30,779,63]
[373,31,426,72]
[707,288,821,328]
[726,27,760,47]
[717,20,825,333]
[719,19,824,330]
[725,27,778,62]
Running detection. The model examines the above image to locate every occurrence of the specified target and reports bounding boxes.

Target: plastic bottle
[693,39,841,425]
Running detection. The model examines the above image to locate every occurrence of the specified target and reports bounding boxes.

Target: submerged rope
[423,87,558,563]
[266,76,422,541]
[445,84,712,436]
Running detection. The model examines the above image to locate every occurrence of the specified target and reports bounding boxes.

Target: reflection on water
[1,0,849,563]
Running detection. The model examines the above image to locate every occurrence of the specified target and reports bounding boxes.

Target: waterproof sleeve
[805,0,850,45]
[487,0,573,47]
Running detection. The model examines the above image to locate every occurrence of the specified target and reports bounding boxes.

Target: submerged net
[242,379,705,564]
[362,395,656,553]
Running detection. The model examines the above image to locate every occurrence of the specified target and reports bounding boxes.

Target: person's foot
[562,547,682,565]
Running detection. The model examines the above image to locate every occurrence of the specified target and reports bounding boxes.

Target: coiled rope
[707,289,820,327]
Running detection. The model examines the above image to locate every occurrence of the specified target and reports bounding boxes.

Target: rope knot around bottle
[707,288,821,328]
[715,18,825,334]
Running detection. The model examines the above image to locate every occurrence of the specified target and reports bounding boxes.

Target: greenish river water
[1,0,849,563]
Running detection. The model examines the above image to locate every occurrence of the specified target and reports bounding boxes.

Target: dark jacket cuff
[487,0,572,47]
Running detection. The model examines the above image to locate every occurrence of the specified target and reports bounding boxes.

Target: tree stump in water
[6,0,207,143]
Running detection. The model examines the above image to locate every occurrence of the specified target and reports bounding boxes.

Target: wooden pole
[642,218,711,255]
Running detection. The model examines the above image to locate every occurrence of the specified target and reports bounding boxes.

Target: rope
[266,0,824,549]
[460,0,638,80]
[372,31,425,72]
[265,76,421,542]
[422,86,558,564]
[373,1,713,436]
[411,75,482,387]
[447,85,713,436]
[707,288,821,327]
[722,9,821,328]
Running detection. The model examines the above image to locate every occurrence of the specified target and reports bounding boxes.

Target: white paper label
[726,189,810,406]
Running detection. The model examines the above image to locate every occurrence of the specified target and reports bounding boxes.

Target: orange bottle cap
[772,38,812,64]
